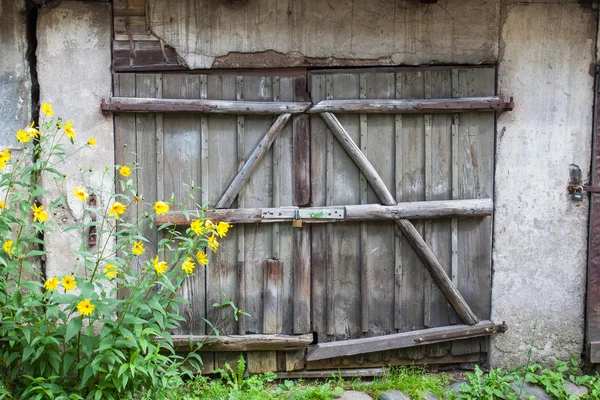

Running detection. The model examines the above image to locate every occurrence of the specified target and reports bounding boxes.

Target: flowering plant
[0,103,237,399]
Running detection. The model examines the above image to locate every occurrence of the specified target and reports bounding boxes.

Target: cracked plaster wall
[148,0,500,69]
[0,0,31,146]
[36,2,113,279]
[491,2,596,367]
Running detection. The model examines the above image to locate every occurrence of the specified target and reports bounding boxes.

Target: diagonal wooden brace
[320,112,479,326]
[216,113,292,209]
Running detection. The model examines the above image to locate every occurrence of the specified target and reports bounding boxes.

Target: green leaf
[65,317,82,342]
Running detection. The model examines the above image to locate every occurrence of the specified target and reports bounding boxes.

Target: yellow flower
[104,264,118,279]
[77,299,95,316]
[216,222,231,238]
[207,234,219,253]
[205,219,215,230]
[24,121,39,139]
[0,200,7,210]
[2,240,13,255]
[109,202,126,219]
[44,276,59,291]
[61,275,77,292]
[153,201,169,215]
[131,241,145,256]
[182,257,195,275]
[87,137,96,147]
[119,165,131,177]
[190,219,204,236]
[16,129,31,143]
[32,204,48,223]
[41,102,54,117]
[152,256,168,275]
[196,251,208,266]
[0,149,9,171]
[64,120,76,140]
[73,186,88,202]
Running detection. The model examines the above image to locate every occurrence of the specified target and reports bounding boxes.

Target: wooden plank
[206,74,238,338]
[453,67,496,355]
[328,74,361,340]
[161,74,203,336]
[305,351,481,372]
[325,75,335,338]
[236,76,247,336]
[156,199,494,225]
[423,71,433,329]
[215,113,292,209]
[306,321,505,361]
[113,41,183,72]
[293,227,311,334]
[103,97,311,114]
[359,74,369,334]
[394,72,403,331]
[263,259,284,334]
[284,349,306,371]
[165,334,313,352]
[308,97,513,113]
[293,76,311,206]
[247,351,277,373]
[320,112,479,326]
[310,74,328,336]
[397,71,426,332]
[364,72,396,337]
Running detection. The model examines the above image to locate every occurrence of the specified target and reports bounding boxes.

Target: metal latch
[261,207,345,220]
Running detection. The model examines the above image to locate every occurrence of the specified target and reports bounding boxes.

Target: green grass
[147,355,600,400]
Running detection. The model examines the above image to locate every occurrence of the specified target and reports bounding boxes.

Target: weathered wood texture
[166,333,313,352]
[155,199,493,225]
[102,97,311,114]
[309,97,512,113]
[115,67,496,372]
[306,321,505,361]
[309,68,494,341]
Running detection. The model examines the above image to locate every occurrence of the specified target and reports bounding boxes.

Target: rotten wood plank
[309,97,513,114]
[293,76,311,206]
[164,333,313,352]
[306,321,506,361]
[216,113,292,209]
[102,97,311,114]
[294,227,311,334]
[320,112,479,326]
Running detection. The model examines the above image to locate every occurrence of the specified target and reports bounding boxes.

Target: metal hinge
[261,206,345,220]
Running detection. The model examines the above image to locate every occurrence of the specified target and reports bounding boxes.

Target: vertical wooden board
[427,70,455,329]
[284,349,306,371]
[365,72,395,336]
[263,259,284,333]
[397,71,427,333]
[309,73,328,336]
[206,75,239,335]
[453,68,494,355]
[161,75,206,335]
[242,76,274,334]
[281,76,299,335]
[214,352,242,371]
[114,74,138,300]
[456,68,494,320]
[247,351,277,373]
[331,73,361,339]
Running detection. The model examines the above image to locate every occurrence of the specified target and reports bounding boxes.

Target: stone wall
[0,0,31,146]
[36,2,113,280]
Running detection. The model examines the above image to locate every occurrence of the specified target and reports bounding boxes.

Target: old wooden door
[110,66,506,373]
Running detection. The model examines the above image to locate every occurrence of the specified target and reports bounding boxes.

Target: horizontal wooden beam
[306,321,507,362]
[161,333,313,352]
[101,97,311,114]
[155,199,493,225]
[309,97,513,114]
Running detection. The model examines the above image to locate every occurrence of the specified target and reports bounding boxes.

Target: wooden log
[164,333,314,352]
[101,97,311,114]
[155,199,493,225]
[320,112,479,326]
[309,97,513,114]
[216,114,292,209]
[306,321,506,361]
